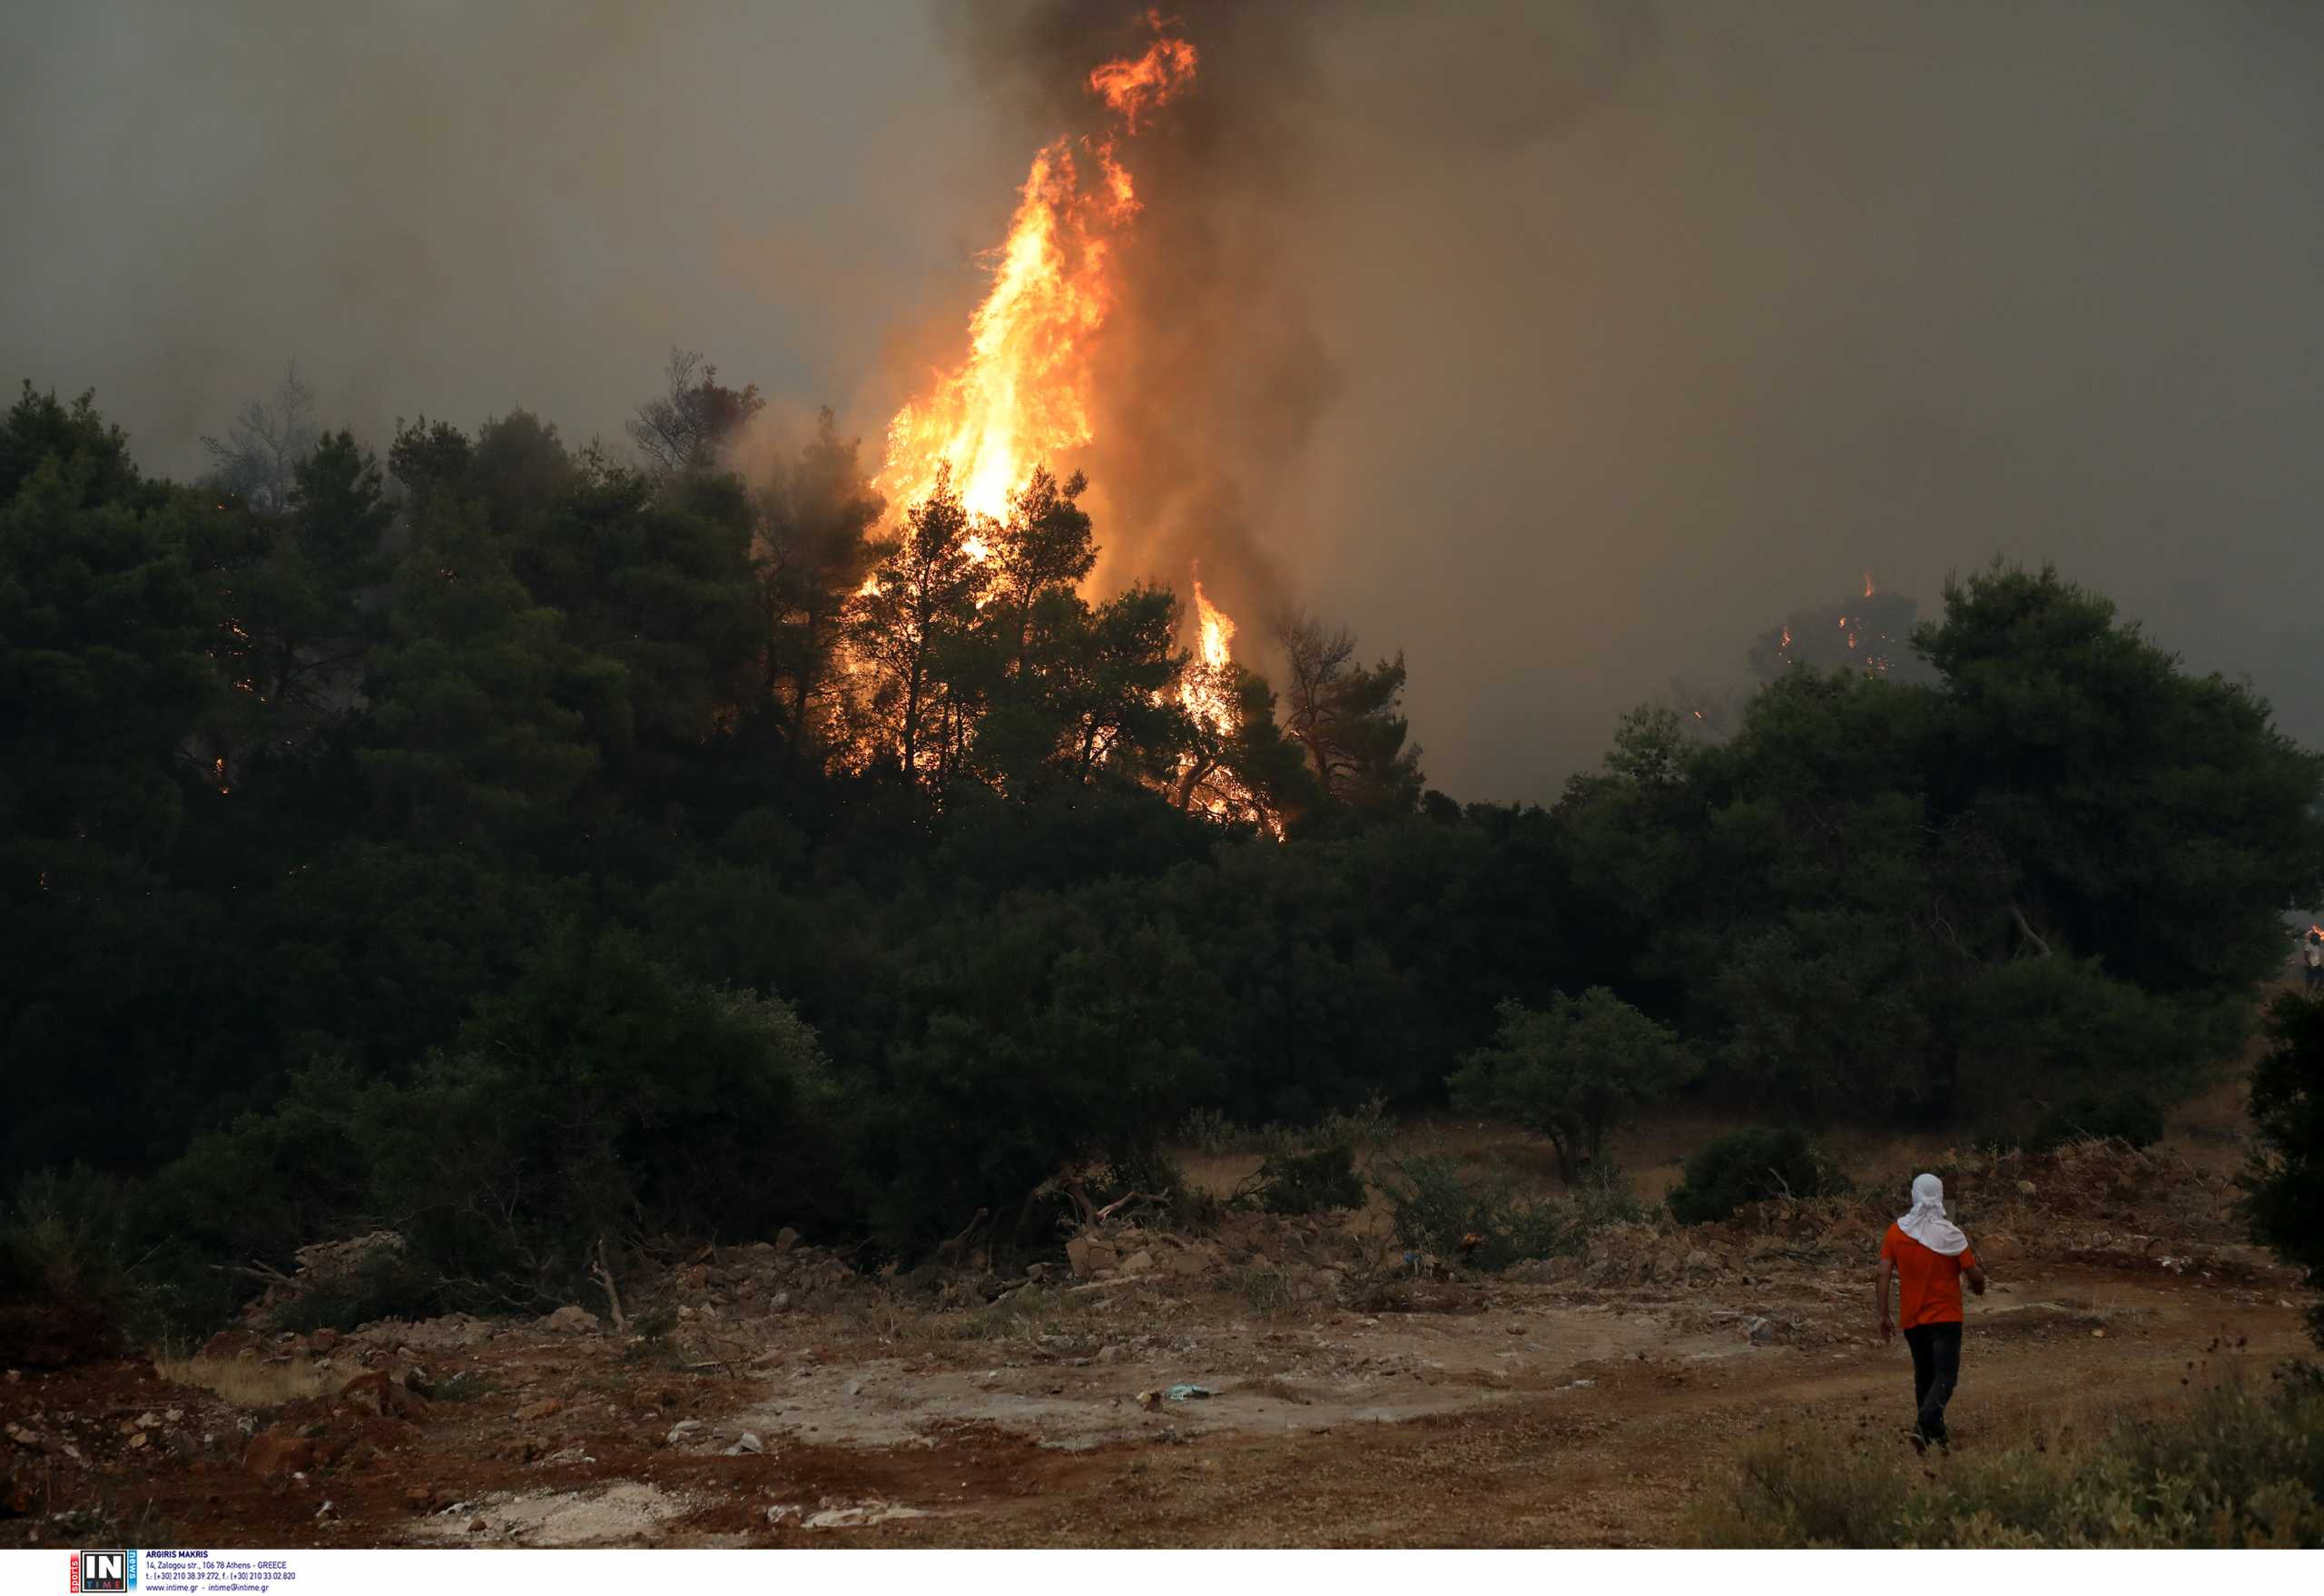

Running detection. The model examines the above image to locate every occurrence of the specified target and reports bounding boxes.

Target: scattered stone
[516,1398,565,1424]
[126,1433,150,1452]
[163,1408,182,1423]
[1120,1249,1156,1276]
[665,1420,705,1446]
[775,1227,801,1254]
[1136,1389,1161,1411]
[540,1305,598,1335]
[404,1486,436,1510]
[2092,1328,2107,1339]
[2017,1180,2038,1197]
[1096,1345,1128,1365]
[769,1291,792,1312]
[2,1370,18,1384]
[308,1329,340,1355]
[1166,1248,1210,1279]
[1066,1236,1119,1279]
[734,1432,763,1454]
[468,1517,488,1533]
[1745,1315,1774,1346]
[1025,1262,1050,1283]
[5,1424,44,1451]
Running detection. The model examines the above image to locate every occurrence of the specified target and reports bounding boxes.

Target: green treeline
[4,375,2318,1332]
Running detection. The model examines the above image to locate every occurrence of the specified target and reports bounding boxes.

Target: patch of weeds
[1689,1370,2324,1547]
[1227,1265,1299,1321]
[1246,1141,1366,1215]
[1177,1107,1246,1157]
[414,1368,495,1402]
[1374,1153,1583,1272]
[152,1354,333,1409]
[619,1302,683,1366]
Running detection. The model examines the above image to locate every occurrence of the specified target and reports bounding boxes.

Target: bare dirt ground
[4,1106,2312,1548]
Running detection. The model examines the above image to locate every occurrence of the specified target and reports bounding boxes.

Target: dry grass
[152,1353,332,1409]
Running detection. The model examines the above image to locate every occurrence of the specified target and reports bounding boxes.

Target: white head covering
[1897,1172,1969,1256]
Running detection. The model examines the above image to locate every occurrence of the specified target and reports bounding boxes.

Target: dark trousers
[1904,1322,1962,1443]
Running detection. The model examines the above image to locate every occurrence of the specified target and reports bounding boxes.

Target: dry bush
[152,1354,332,1409]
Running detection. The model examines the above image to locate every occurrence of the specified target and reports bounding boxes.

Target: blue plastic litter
[1165,1384,1214,1402]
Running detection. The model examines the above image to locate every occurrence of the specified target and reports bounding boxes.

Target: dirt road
[4,1131,2309,1549]
[6,1256,2304,1548]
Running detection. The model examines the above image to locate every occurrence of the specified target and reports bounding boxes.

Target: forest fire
[872,15,1197,528]
[860,12,1265,815]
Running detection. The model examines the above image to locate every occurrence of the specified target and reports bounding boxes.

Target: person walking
[1876,1172,1986,1450]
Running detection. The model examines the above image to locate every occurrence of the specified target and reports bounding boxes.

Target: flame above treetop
[1088,12,1200,132]
[873,14,1196,527]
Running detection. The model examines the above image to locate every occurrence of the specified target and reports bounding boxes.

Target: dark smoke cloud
[5,2,2320,802]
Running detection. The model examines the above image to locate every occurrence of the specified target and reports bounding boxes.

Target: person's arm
[1964,1248,1987,1296]
[1875,1257,1896,1340]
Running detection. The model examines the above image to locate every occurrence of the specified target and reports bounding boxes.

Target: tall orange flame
[874,15,1196,527]
[865,14,1275,818]
[1178,578,1238,734]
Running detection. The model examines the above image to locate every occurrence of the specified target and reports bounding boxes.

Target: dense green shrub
[2248,992,2324,1344]
[0,1168,141,1364]
[1667,1127,1849,1226]
[2030,1090,2165,1152]
[267,1248,449,1335]
[1690,1371,2324,1547]
[1252,1142,1366,1215]
[137,927,845,1315]
[1374,1153,1620,1271]
[1448,990,1691,1181]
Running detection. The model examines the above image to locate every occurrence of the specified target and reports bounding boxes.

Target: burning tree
[820,11,1305,825]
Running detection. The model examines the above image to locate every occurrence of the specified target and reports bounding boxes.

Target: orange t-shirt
[1880,1223,1980,1328]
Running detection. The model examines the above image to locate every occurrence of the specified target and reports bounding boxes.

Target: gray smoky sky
[5,2,2320,803]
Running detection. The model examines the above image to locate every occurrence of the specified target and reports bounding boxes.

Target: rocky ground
[3,1138,2312,1549]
